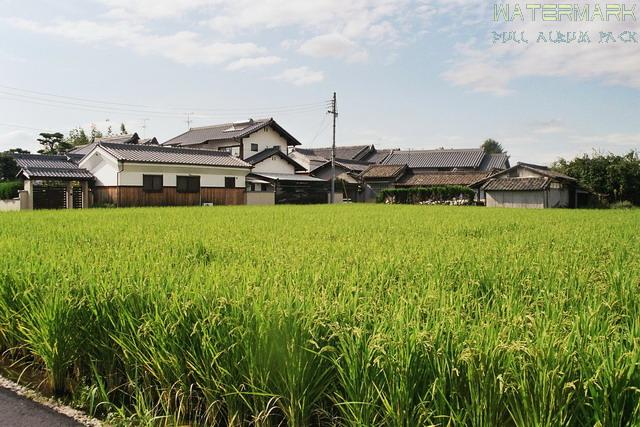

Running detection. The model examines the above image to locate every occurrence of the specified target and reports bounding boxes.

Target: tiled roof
[383,149,487,169]
[164,118,301,147]
[13,154,93,180]
[96,133,139,144]
[360,164,407,180]
[479,153,510,170]
[244,147,305,171]
[69,142,97,156]
[96,142,252,168]
[310,158,371,174]
[482,177,550,191]
[470,163,577,188]
[361,149,394,164]
[397,171,492,187]
[293,145,373,162]
[517,163,576,181]
[250,172,327,182]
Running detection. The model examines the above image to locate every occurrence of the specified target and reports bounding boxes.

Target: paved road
[0,386,81,427]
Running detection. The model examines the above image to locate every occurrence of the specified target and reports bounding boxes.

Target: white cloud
[6,17,264,66]
[226,56,282,71]
[99,0,210,19]
[272,67,324,86]
[299,33,369,62]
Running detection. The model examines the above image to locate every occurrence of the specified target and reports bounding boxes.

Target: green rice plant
[0,205,638,425]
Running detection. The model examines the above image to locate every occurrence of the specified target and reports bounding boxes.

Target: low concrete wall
[0,199,20,212]
[246,192,275,205]
[328,193,344,204]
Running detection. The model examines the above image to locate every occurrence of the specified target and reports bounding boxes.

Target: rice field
[0,205,639,426]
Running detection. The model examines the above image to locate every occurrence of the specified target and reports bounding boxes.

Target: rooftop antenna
[185,112,194,130]
[141,118,149,138]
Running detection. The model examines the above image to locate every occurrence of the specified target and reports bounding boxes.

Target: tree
[481,139,505,154]
[553,150,640,205]
[89,124,103,143]
[0,153,19,181]
[120,123,128,135]
[106,125,113,137]
[37,132,71,154]
[65,127,90,148]
[7,148,30,154]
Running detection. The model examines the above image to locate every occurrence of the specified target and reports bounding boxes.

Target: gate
[72,186,83,209]
[33,186,67,210]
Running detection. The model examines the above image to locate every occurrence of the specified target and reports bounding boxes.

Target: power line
[0,84,331,115]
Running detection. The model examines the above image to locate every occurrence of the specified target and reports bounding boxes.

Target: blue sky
[0,0,638,164]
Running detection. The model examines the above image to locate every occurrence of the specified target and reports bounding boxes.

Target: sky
[0,0,638,164]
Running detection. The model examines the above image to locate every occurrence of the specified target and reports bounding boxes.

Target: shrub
[0,180,22,200]
[376,186,475,204]
[610,200,635,209]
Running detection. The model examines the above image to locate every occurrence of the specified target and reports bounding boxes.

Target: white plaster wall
[246,192,275,205]
[0,199,20,211]
[251,155,295,174]
[119,163,248,187]
[79,150,119,186]
[486,191,545,208]
[243,126,289,157]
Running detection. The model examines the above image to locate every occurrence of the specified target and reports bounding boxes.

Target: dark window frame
[250,143,259,152]
[177,175,200,193]
[143,174,163,193]
[225,177,236,189]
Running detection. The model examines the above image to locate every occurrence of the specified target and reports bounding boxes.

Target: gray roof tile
[244,147,305,171]
[164,118,301,147]
[97,142,252,168]
[482,177,549,191]
[12,154,93,180]
[397,171,492,187]
[383,149,487,169]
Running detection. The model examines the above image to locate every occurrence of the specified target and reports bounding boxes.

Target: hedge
[376,186,475,204]
[0,180,22,200]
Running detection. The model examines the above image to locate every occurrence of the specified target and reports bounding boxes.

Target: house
[243,146,328,205]
[358,149,510,202]
[290,144,393,172]
[359,165,409,202]
[381,148,510,171]
[13,154,94,210]
[308,159,370,202]
[470,163,586,208]
[69,133,155,158]
[78,142,251,207]
[164,118,331,204]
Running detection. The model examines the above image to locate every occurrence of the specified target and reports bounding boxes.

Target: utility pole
[328,92,338,203]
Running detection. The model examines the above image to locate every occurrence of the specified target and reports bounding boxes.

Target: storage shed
[471,163,585,208]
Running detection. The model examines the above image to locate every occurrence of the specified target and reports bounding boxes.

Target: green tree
[481,139,505,154]
[553,150,640,205]
[0,153,19,181]
[65,127,90,148]
[89,125,103,143]
[37,132,71,154]
[7,148,30,154]
[120,123,128,135]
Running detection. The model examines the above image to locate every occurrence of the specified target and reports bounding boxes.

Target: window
[249,183,256,191]
[143,175,163,192]
[250,143,259,152]
[177,176,200,193]
[225,177,236,189]
[261,183,268,192]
